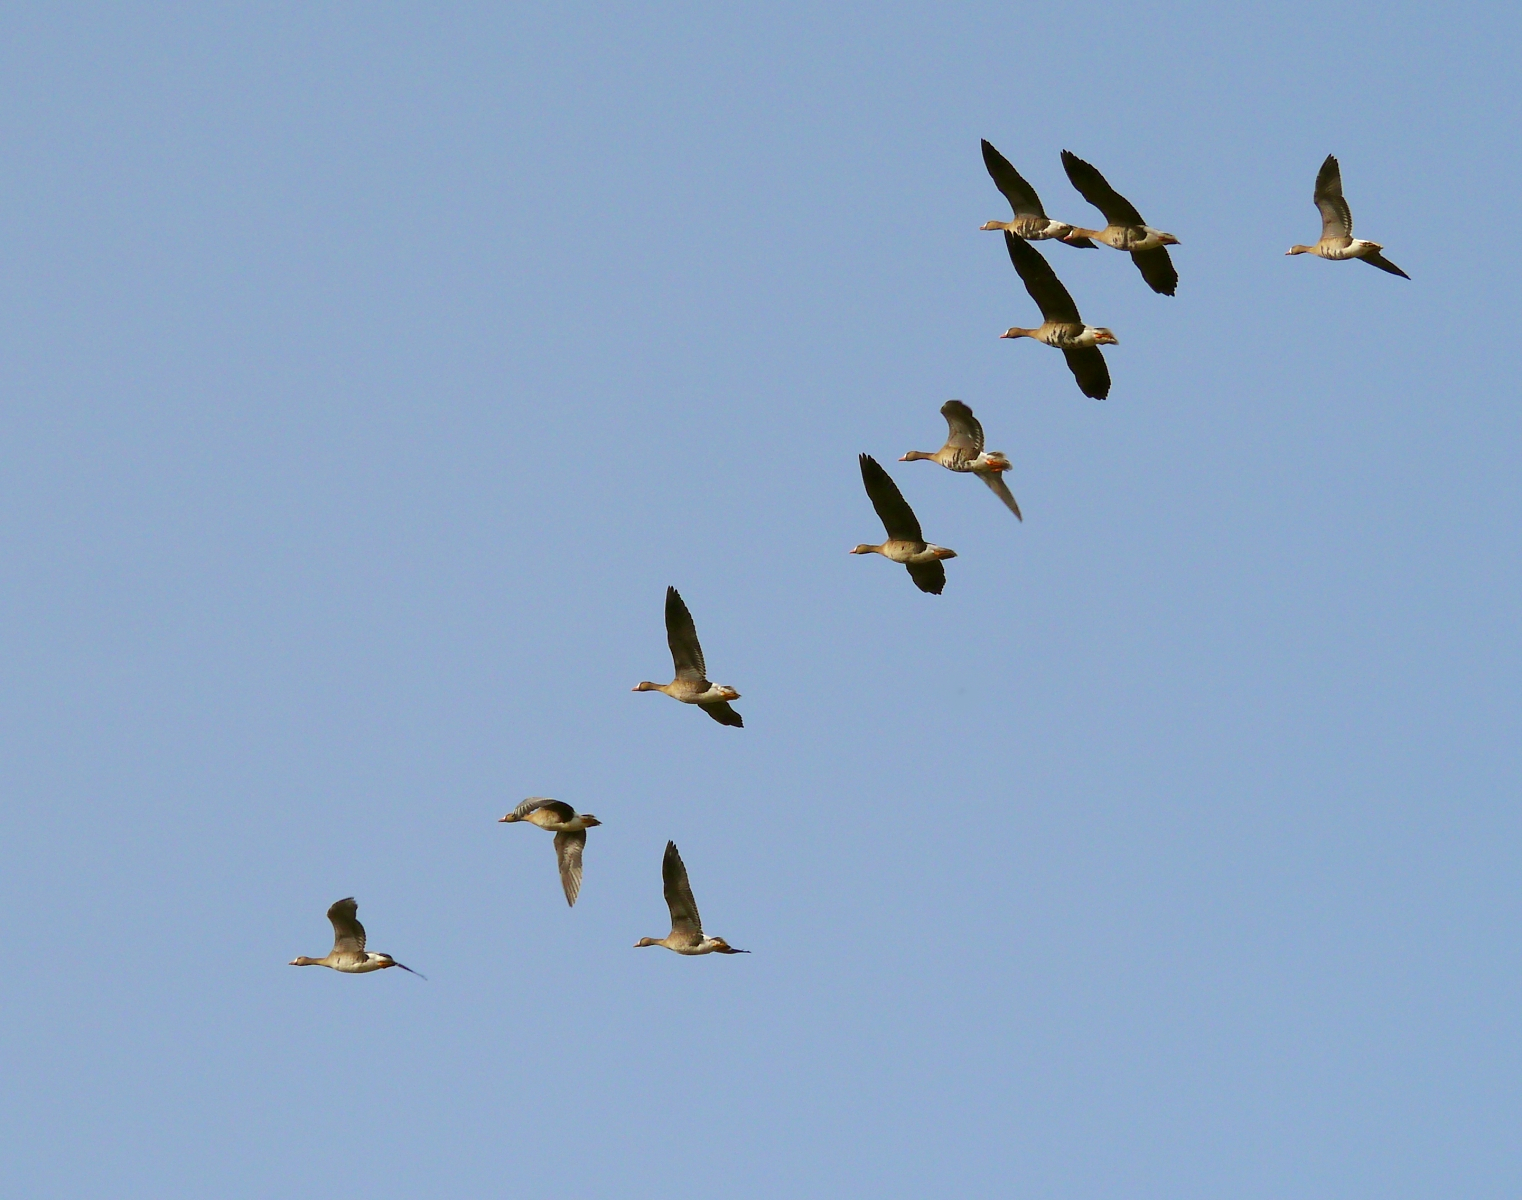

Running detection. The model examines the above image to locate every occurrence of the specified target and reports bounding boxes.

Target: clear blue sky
[1,5,1518,1198]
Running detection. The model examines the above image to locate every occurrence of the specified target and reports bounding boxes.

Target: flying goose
[900,401,1022,519]
[633,586,743,727]
[634,840,749,955]
[1286,154,1409,278]
[999,232,1116,400]
[1060,150,1180,295]
[979,139,1096,248]
[499,797,602,906]
[289,897,424,977]
[851,453,957,593]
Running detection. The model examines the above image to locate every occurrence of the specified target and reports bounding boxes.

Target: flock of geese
[289,144,1408,976]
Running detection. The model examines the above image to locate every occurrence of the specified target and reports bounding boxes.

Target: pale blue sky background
[1,4,1518,1198]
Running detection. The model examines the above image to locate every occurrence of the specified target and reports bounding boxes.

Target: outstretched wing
[1314,154,1352,240]
[906,560,947,595]
[1062,346,1111,400]
[664,586,707,683]
[1131,246,1178,296]
[940,400,984,459]
[1004,232,1083,325]
[327,897,366,956]
[859,454,925,544]
[700,701,744,728]
[981,139,1047,218]
[662,841,703,939]
[979,472,1023,520]
[1061,150,1146,226]
[510,796,577,823]
[1362,251,1409,279]
[554,830,586,907]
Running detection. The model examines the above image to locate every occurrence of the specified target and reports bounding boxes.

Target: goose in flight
[979,139,1096,248]
[499,797,602,906]
[1059,150,1180,295]
[289,897,424,977]
[633,586,743,727]
[900,401,1022,520]
[851,454,957,593]
[634,841,749,955]
[1286,154,1409,278]
[999,232,1116,400]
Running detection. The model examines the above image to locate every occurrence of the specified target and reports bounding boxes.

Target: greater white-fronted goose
[1287,154,1409,278]
[633,586,743,728]
[499,797,602,907]
[999,232,1116,400]
[900,401,1022,520]
[634,841,749,955]
[851,453,957,594]
[1060,150,1180,295]
[980,139,1096,248]
[289,897,424,977]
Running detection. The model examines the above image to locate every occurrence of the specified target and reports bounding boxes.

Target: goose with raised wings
[289,897,424,977]
[901,401,1021,519]
[851,453,957,593]
[979,139,1095,248]
[1286,154,1409,278]
[1060,150,1180,295]
[634,841,749,955]
[999,232,1116,400]
[633,586,743,727]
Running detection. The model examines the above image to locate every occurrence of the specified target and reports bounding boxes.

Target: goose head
[634,937,661,948]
